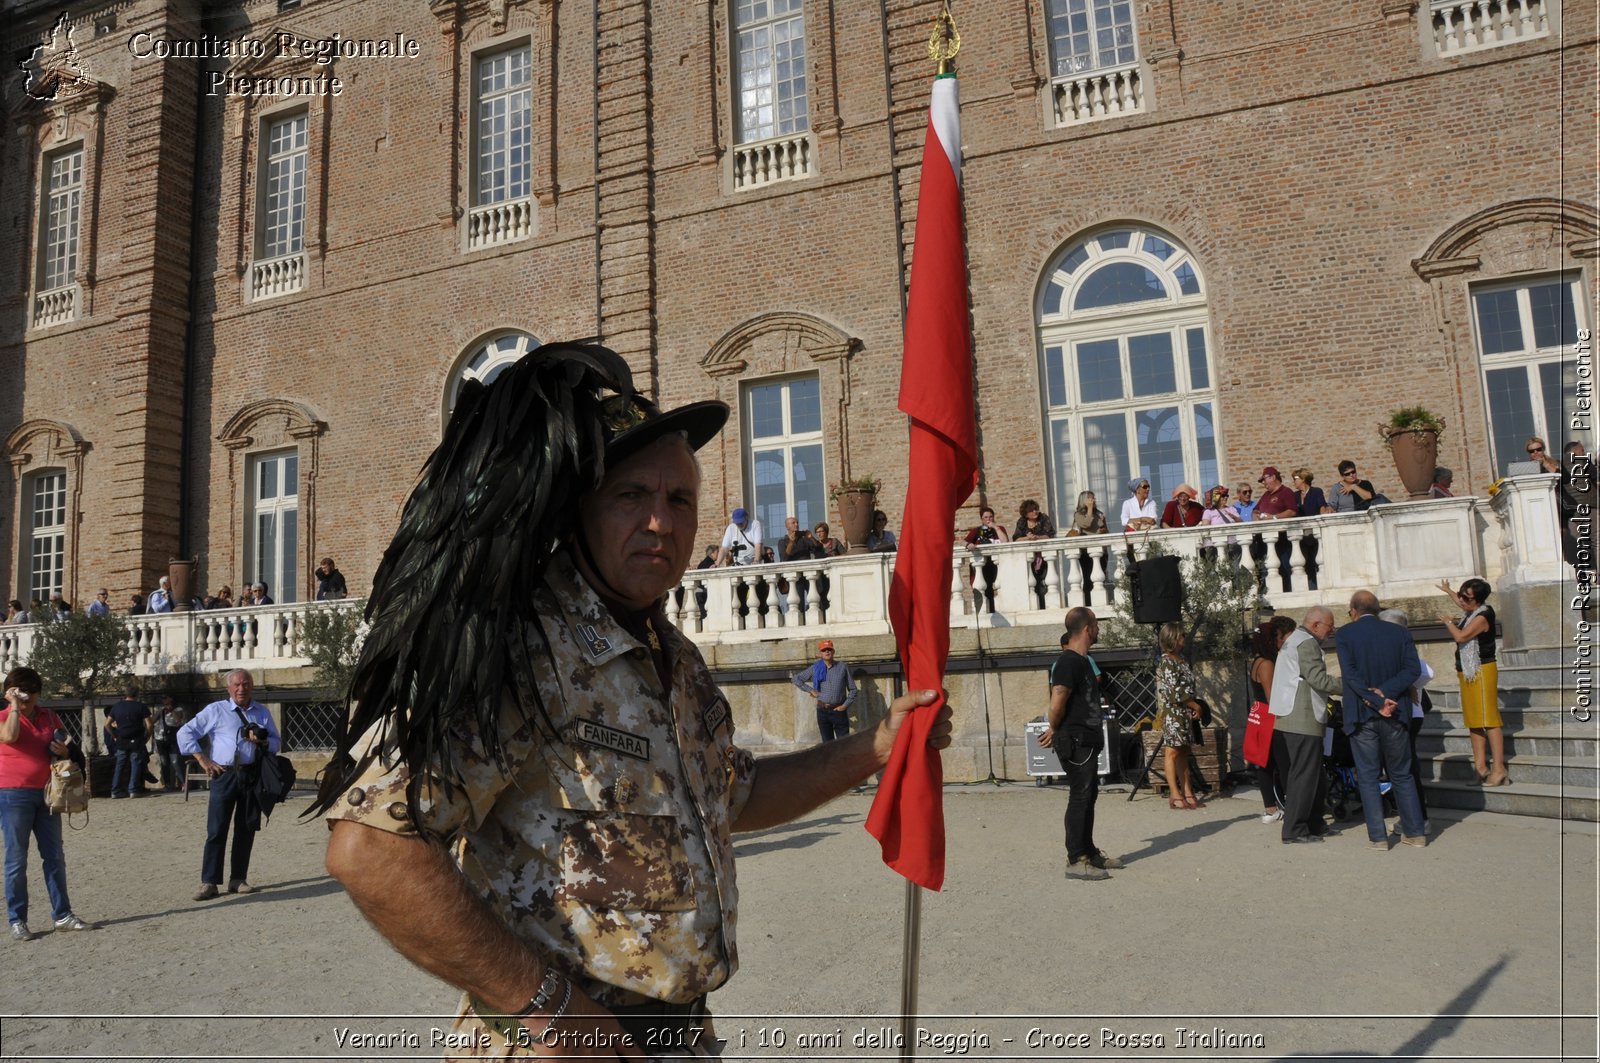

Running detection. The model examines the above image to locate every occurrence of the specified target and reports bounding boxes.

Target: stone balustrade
[1051,62,1144,127]
[0,477,1568,678]
[1430,0,1548,55]
[732,133,813,191]
[1,601,348,679]
[466,197,534,250]
[32,284,79,329]
[250,251,306,301]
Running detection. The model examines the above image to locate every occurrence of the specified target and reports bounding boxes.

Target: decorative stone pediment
[218,399,327,451]
[701,313,861,378]
[5,418,90,471]
[1413,198,1600,278]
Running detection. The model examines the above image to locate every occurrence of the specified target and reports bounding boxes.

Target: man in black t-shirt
[106,684,152,798]
[1039,607,1122,879]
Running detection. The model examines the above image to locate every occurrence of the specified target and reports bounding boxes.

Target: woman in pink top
[1,667,92,940]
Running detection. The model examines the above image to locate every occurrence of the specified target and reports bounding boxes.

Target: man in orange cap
[792,639,858,742]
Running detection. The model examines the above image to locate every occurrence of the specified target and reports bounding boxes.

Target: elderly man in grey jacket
[1269,606,1344,844]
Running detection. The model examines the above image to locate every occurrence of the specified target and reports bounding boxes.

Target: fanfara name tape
[573,718,650,761]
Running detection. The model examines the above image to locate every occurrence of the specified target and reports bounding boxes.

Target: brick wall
[2,0,1594,609]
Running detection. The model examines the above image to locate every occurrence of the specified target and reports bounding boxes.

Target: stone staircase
[1415,644,1598,822]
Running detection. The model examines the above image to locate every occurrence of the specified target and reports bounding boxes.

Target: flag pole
[895,7,960,1057]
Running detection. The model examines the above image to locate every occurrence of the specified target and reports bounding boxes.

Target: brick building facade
[3,0,1595,609]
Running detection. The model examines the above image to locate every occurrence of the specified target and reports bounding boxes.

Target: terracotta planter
[836,489,877,553]
[1387,429,1439,499]
[168,558,197,612]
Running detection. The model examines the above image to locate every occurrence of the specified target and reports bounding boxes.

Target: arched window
[1037,226,1217,521]
[443,330,540,424]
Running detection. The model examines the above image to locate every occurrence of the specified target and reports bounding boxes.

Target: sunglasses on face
[1527,447,1544,454]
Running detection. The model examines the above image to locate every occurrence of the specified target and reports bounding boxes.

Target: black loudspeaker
[1131,555,1183,624]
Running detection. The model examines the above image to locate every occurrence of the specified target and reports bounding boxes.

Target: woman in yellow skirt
[1437,577,1507,785]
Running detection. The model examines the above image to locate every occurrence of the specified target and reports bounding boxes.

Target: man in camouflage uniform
[324,350,950,1060]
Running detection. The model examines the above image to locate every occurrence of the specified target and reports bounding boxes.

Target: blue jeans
[1348,714,1427,841]
[202,768,257,886]
[0,788,72,925]
[111,747,149,796]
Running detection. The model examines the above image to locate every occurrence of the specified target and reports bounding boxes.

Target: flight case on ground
[1025,718,1115,782]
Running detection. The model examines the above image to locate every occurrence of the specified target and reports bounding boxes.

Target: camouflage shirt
[327,553,757,1045]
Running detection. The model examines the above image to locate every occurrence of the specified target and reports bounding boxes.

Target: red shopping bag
[1243,700,1275,767]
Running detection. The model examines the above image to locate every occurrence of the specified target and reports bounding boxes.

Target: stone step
[1428,684,1569,711]
[1415,751,1598,788]
[1415,725,1596,759]
[1499,645,1568,668]
[1421,778,1597,822]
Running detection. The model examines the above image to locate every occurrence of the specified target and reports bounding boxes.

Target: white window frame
[1037,227,1218,518]
[467,43,535,251]
[27,470,68,604]
[250,109,309,301]
[742,373,826,553]
[261,112,308,259]
[1469,271,1589,473]
[442,330,541,426]
[249,450,300,605]
[33,146,83,328]
[1043,0,1146,127]
[730,0,814,192]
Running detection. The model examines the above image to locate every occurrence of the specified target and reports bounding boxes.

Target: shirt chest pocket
[550,751,697,913]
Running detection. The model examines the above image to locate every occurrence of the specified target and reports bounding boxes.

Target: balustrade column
[1088,547,1113,609]
[970,554,992,618]
[1039,549,1061,610]
[1287,531,1309,591]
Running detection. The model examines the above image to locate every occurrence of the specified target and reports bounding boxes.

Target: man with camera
[177,669,281,900]
[716,507,763,567]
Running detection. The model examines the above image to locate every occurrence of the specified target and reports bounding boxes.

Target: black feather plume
[307,342,633,818]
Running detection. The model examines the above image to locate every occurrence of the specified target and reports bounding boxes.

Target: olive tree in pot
[1381,406,1445,499]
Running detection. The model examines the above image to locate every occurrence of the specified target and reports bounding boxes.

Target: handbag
[1242,700,1275,767]
[44,759,89,827]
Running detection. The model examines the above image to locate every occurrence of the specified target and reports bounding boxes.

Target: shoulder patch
[701,697,730,738]
[573,717,651,761]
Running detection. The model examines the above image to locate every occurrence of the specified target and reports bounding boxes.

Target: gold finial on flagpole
[928,3,960,76]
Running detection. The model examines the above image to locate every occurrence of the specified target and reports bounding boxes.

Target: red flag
[865,74,976,892]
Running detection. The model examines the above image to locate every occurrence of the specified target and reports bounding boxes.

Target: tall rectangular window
[1045,0,1137,76]
[1472,273,1587,474]
[734,0,807,143]
[28,472,67,603]
[40,149,82,292]
[262,113,308,259]
[475,45,532,205]
[251,452,300,604]
[745,375,824,552]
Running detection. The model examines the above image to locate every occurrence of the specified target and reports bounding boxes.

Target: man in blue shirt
[177,669,281,900]
[791,639,858,741]
[87,589,111,618]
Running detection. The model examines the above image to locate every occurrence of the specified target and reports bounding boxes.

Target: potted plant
[830,476,880,553]
[1380,405,1445,499]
